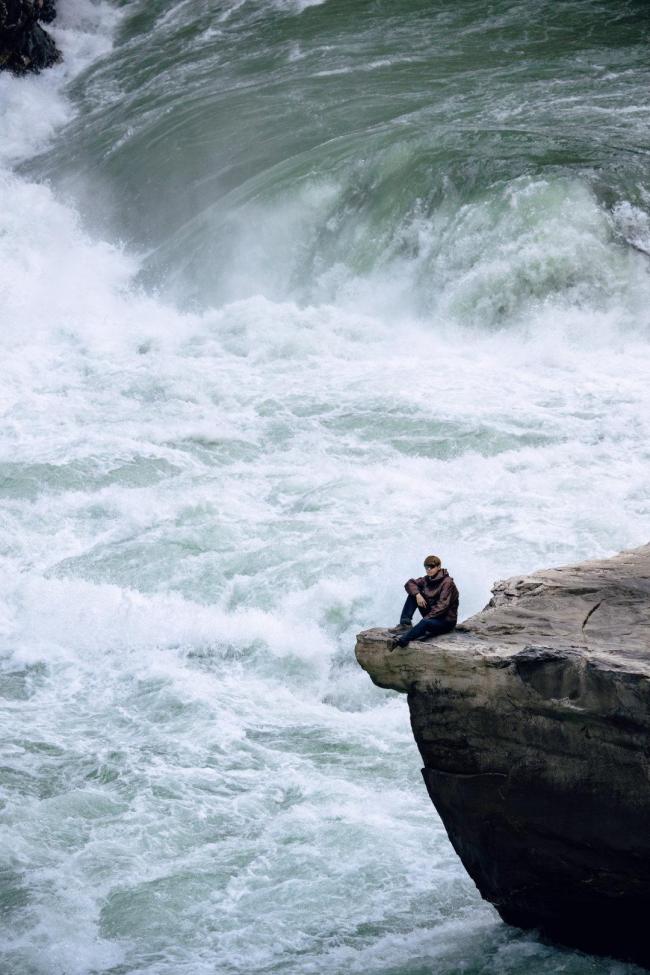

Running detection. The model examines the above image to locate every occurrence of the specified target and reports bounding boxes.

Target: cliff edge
[356,543,650,967]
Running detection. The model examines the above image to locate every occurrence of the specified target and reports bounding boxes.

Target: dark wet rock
[36,0,56,24]
[0,0,61,75]
[356,543,650,967]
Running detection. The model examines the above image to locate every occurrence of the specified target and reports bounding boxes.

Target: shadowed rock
[356,543,650,967]
[1,0,60,75]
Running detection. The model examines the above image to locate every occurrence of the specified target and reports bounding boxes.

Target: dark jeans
[398,594,455,645]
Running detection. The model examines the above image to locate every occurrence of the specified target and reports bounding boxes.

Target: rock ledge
[356,543,650,967]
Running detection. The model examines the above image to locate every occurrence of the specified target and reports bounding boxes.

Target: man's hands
[416,593,427,610]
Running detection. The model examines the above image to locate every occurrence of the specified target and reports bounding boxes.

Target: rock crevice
[356,543,650,967]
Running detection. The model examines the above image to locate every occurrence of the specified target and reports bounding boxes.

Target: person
[388,555,459,650]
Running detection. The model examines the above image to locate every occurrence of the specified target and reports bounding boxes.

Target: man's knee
[423,619,453,636]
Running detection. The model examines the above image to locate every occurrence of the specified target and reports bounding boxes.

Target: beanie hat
[423,555,441,568]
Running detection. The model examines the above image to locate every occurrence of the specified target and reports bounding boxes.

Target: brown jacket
[405,569,459,625]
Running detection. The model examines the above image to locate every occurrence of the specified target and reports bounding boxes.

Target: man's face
[425,564,441,577]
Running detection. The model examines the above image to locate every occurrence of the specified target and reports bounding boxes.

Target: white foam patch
[273,0,328,11]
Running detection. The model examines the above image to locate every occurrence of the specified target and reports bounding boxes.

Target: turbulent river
[2,1,650,973]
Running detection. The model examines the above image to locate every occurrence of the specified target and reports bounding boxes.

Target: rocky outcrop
[0,0,60,74]
[356,543,650,967]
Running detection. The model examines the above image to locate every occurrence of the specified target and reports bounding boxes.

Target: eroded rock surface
[1,0,60,74]
[356,543,650,967]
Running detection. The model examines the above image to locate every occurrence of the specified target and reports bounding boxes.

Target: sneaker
[387,622,411,635]
[388,637,408,652]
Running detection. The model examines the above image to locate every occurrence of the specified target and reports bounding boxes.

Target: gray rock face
[1,0,60,75]
[355,543,650,967]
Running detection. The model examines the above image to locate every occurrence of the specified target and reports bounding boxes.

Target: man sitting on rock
[389,555,459,650]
